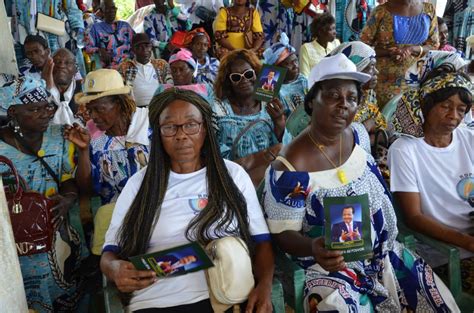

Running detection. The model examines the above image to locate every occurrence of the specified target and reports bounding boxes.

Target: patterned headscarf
[0,77,50,112]
[263,33,296,65]
[404,51,468,87]
[328,41,375,72]
[169,48,198,77]
[184,27,211,48]
[392,72,473,137]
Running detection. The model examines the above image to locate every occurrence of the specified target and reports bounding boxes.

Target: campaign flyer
[323,194,372,262]
[254,64,287,102]
[129,242,214,278]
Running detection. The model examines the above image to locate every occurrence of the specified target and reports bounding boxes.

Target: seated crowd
[0,0,473,312]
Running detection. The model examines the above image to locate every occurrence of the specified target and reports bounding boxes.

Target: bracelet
[417,46,424,58]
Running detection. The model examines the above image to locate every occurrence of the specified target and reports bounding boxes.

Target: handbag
[206,237,254,309]
[0,155,54,256]
[37,13,66,36]
[195,6,217,23]
[243,8,254,49]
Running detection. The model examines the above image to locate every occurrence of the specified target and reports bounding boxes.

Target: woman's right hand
[311,237,345,272]
[109,260,157,293]
[64,123,91,151]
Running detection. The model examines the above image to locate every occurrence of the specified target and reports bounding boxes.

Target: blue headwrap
[263,33,296,65]
[0,77,50,112]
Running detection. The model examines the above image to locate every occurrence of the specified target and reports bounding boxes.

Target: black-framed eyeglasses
[229,69,255,84]
[160,122,203,137]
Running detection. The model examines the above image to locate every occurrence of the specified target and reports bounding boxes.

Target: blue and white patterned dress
[264,127,459,312]
[213,99,280,160]
[144,6,191,53]
[278,74,308,117]
[195,55,220,85]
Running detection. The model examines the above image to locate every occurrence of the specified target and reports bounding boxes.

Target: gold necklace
[307,131,348,185]
[13,135,45,157]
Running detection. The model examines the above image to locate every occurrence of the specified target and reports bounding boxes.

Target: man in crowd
[85,0,135,69]
[43,48,83,124]
[19,35,51,81]
[118,33,173,107]
[144,0,191,60]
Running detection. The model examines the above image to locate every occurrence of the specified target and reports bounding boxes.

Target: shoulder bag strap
[230,118,275,159]
[274,156,296,171]
[13,133,60,187]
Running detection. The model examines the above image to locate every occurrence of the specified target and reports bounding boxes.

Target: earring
[10,119,23,137]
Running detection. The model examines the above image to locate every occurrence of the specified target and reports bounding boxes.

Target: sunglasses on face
[229,69,256,84]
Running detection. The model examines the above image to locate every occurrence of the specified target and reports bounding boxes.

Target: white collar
[51,80,80,125]
[125,107,150,145]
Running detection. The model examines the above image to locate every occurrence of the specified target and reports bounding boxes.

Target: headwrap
[328,41,375,72]
[392,72,473,137]
[404,51,468,88]
[263,33,296,65]
[184,27,211,48]
[169,48,198,77]
[0,77,50,112]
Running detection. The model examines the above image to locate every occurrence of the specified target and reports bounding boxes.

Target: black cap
[132,33,151,47]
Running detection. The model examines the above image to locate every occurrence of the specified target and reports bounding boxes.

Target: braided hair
[117,88,253,261]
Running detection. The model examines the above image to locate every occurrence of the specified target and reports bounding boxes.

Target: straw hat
[75,69,131,105]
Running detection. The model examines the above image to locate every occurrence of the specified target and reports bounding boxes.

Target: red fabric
[76,0,87,12]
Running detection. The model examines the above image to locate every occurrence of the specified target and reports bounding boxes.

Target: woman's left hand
[245,281,273,313]
[49,193,76,228]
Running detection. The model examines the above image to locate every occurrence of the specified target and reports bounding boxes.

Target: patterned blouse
[0,125,75,197]
[85,21,135,69]
[195,55,220,84]
[144,6,192,52]
[212,99,280,160]
[117,58,173,87]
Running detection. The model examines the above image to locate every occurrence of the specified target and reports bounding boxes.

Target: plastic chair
[393,202,474,312]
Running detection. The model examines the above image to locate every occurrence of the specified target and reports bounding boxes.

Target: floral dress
[0,125,86,313]
[360,2,439,108]
[264,127,459,313]
[354,89,387,130]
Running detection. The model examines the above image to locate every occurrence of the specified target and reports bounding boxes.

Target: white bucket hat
[75,69,131,105]
[308,53,371,88]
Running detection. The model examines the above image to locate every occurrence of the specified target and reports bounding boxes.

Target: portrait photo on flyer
[253,64,287,102]
[323,194,372,262]
[129,242,214,278]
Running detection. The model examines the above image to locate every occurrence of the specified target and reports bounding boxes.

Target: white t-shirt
[104,159,270,310]
[132,62,160,107]
[388,127,474,233]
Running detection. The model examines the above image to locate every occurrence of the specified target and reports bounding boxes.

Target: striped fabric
[393,13,431,44]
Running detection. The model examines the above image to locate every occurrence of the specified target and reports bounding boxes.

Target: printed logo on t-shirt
[456,173,474,207]
[188,194,208,214]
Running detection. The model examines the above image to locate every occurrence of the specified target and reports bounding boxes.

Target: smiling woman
[213,49,287,185]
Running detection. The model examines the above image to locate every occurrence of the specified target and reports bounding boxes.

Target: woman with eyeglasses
[0,77,84,312]
[64,69,150,258]
[100,88,274,313]
[213,49,286,185]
